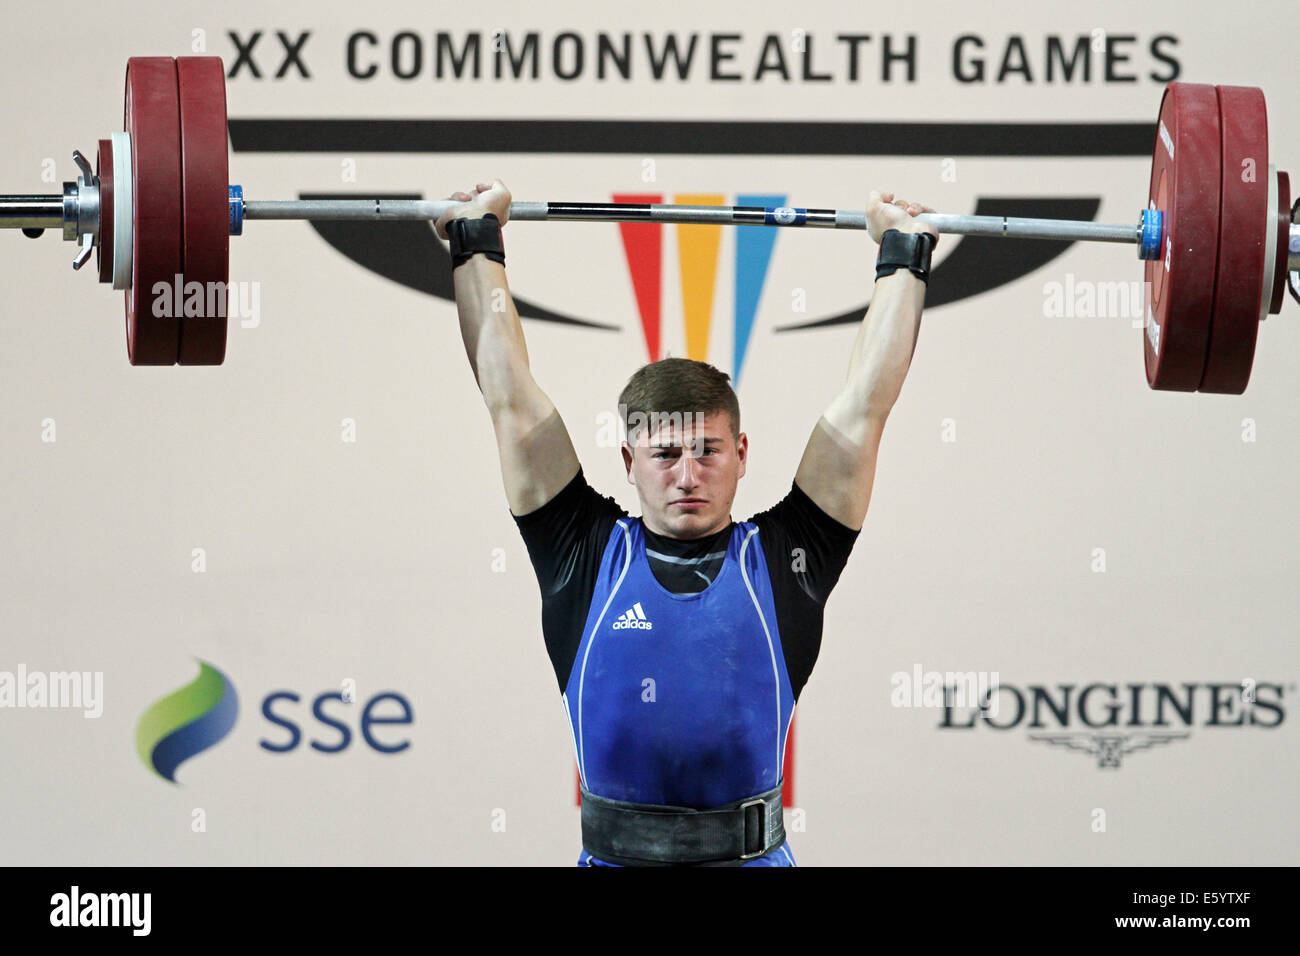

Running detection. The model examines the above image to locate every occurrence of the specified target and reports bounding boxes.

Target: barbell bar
[237,197,1155,248]
[2,55,1298,393]
[2,193,1154,243]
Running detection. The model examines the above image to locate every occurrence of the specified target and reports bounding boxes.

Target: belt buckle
[738,797,767,860]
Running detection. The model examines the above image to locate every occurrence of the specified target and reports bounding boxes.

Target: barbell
[3,55,1299,393]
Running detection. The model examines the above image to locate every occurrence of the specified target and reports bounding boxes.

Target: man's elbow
[841,377,898,433]
[822,396,889,453]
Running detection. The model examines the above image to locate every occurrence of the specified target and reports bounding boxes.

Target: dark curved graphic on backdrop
[775,197,1103,331]
[301,193,619,330]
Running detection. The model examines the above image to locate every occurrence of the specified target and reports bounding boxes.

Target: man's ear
[621,442,635,483]
[736,433,748,479]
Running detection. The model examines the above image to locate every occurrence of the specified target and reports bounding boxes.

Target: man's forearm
[843,269,927,418]
[453,255,533,412]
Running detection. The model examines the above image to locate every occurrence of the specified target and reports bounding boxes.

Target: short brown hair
[618,357,741,444]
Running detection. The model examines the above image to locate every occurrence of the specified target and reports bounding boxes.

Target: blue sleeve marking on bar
[764,207,806,226]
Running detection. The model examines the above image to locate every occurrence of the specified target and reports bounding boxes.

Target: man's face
[621,410,747,539]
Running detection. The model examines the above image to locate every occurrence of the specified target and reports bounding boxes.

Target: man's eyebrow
[650,437,724,448]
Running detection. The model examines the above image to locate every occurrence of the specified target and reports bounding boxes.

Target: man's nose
[675,450,699,487]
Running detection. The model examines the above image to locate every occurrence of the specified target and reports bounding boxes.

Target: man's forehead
[633,411,730,445]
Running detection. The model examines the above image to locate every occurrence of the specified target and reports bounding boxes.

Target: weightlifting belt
[580,782,785,866]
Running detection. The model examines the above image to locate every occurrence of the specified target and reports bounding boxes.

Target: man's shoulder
[511,469,633,600]
[746,479,860,541]
[512,467,630,528]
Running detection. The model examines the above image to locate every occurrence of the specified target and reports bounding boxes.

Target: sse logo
[138,661,412,784]
[137,659,238,784]
[260,688,412,754]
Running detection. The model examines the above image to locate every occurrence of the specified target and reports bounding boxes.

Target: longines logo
[1026,731,1190,769]
[939,681,1289,770]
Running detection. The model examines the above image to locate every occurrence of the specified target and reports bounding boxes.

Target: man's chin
[664,511,716,538]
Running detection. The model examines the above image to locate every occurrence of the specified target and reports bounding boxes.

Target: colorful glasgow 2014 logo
[136,660,239,784]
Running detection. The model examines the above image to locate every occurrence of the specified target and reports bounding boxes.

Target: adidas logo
[612,602,654,630]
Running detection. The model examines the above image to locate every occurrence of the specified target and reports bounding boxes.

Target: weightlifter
[435,180,937,866]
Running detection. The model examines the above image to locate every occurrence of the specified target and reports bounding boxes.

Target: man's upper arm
[490,379,583,516]
[792,391,888,532]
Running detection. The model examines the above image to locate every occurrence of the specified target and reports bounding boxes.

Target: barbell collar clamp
[1289,197,1300,307]
[228,184,243,236]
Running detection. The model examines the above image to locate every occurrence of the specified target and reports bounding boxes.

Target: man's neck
[642,517,734,547]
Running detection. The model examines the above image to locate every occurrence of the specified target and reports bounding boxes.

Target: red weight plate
[96,138,113,284]
[1270,170,1290,315]
[1144,83,1220,391]
[1199,86,1268,394]
[176,57,229,365]
[124,57,183,365]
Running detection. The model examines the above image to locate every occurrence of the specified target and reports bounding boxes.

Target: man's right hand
[865,190,937,245]
[434,179,512,240]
